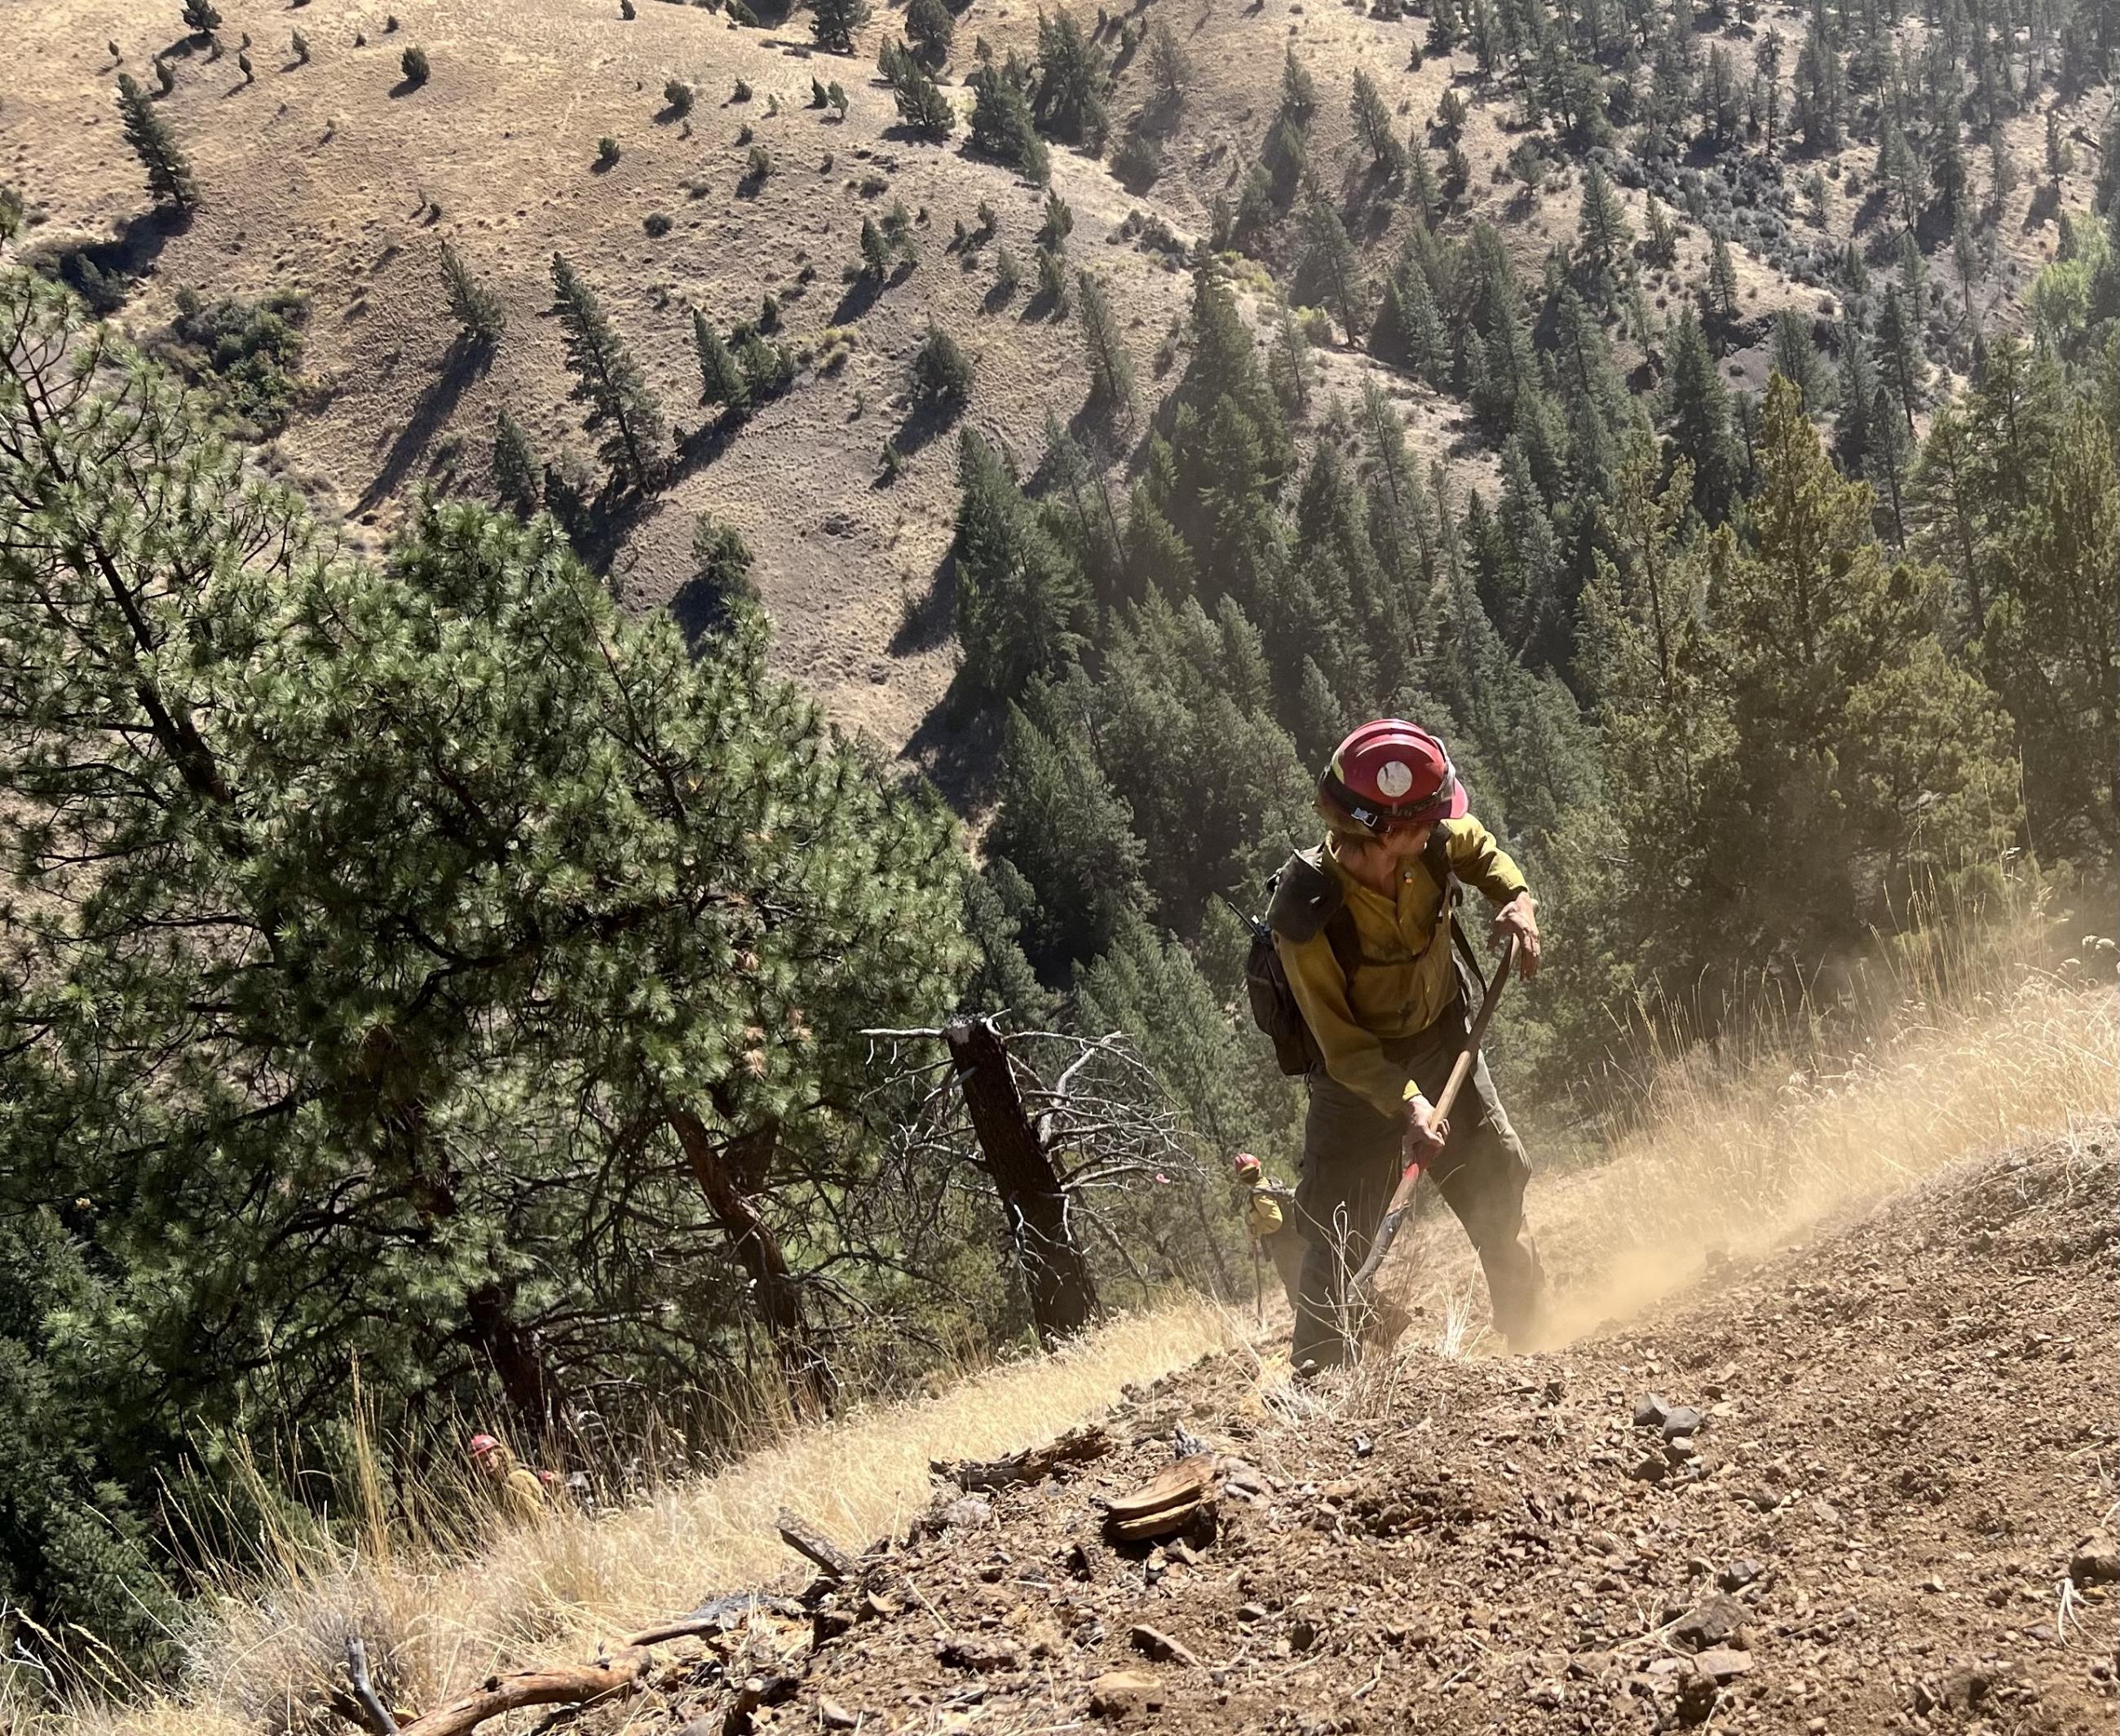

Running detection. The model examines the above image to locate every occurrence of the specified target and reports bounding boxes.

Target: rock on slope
[585,1125,2117,1734]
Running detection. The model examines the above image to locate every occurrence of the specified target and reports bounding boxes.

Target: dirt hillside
[559,1124,2117,1735]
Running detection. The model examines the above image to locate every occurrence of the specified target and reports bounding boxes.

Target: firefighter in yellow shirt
[1269,720,1545,1367]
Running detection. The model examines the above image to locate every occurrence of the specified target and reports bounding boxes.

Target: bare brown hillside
[7,0,2108,766]
[6,0,1203,749]
[762,1130,2119,1736]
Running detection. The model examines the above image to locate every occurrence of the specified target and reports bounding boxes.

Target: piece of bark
[1106,1454,1216,1522]
[933,1425,1115,1492]
[775,1508,859,1582]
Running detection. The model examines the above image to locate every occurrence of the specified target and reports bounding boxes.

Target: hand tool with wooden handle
[1347,932,1519,1314]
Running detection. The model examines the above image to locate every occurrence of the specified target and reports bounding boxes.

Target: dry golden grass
[60,1300,1239,1736]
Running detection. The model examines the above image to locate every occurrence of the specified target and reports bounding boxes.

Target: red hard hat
[1232,1152,1262,1177]
[467,1433,501,1459]
[1318,719,1466,835]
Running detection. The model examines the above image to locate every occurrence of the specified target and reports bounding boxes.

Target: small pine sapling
[181,0,223,37]
[400,43,429,84]
[291,29,310,62]
[665,77,694,115]
[597,135,621,168]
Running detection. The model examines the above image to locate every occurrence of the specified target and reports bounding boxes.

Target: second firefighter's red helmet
[1317,719,1467,835]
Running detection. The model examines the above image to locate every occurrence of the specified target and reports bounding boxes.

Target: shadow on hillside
[902,666,1004,813]
[833,274,884,324]
[891,547,956,656]
[890,398,961,461]
[352,338,488,516]
[21,207,189,313]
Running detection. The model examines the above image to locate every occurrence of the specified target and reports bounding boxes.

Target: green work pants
[1291,983,1543,1365]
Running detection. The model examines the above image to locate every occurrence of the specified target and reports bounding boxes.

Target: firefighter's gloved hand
[1402,1092,1449,1160]
[1246,1190,1286,1239]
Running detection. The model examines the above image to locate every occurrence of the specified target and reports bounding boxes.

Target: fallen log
[395,1647,653,1736]
[931,1423,1115,1492]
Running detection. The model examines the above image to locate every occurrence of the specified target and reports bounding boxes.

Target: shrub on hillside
[665,77,695,116]
[400,43,429,84]
[909,321,974,410]
[162,284,309,432]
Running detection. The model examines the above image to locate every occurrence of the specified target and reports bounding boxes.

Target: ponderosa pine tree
[550,251,665,494]
[952,428,1089,700]
[1663,306,1739,522]
[1973,400,2118,858]
[1706,376,2018,955]
[115,73,197,210]
[1077,270,1136,424]
[1301,184,1366,337]
[987,703,1146,976]
[492,404,541,513]
[440,240,506,347]
[1577,162,1631,289]
[1769,307,1829,409]
[1349,67,1405,175]
[1267,285,1315,419]
[0,270,972,1590]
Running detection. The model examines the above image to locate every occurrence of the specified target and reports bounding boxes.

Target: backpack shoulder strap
[1266,847,1342,943]
[1428,824,1487,978]
[1423,824,1456,901]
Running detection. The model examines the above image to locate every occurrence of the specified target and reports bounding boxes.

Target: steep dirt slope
[573,1124,2116,1734]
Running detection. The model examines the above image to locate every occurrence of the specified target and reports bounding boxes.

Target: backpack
[1239,831,1470,1077]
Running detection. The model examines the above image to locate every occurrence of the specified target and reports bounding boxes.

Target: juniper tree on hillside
[968,60,1049,181]
[693,308,749,414]
[885,46,957,136]
[905,0,953,61]
[1349,67,1404,175]
[440,241,506,347]
[116,74,197,211]
[550,252,665,495]
[1146,18,1189,104]
[492,406,541,513]
[181,0,222,34]
[1031,9,1107,149]
[809,0,870,52]
[1076,270,1135,423]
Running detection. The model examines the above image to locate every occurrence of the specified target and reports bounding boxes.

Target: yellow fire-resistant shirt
[1274,817,1529,1119]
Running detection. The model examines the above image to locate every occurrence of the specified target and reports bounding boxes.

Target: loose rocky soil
[578,1125,2118,1734]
